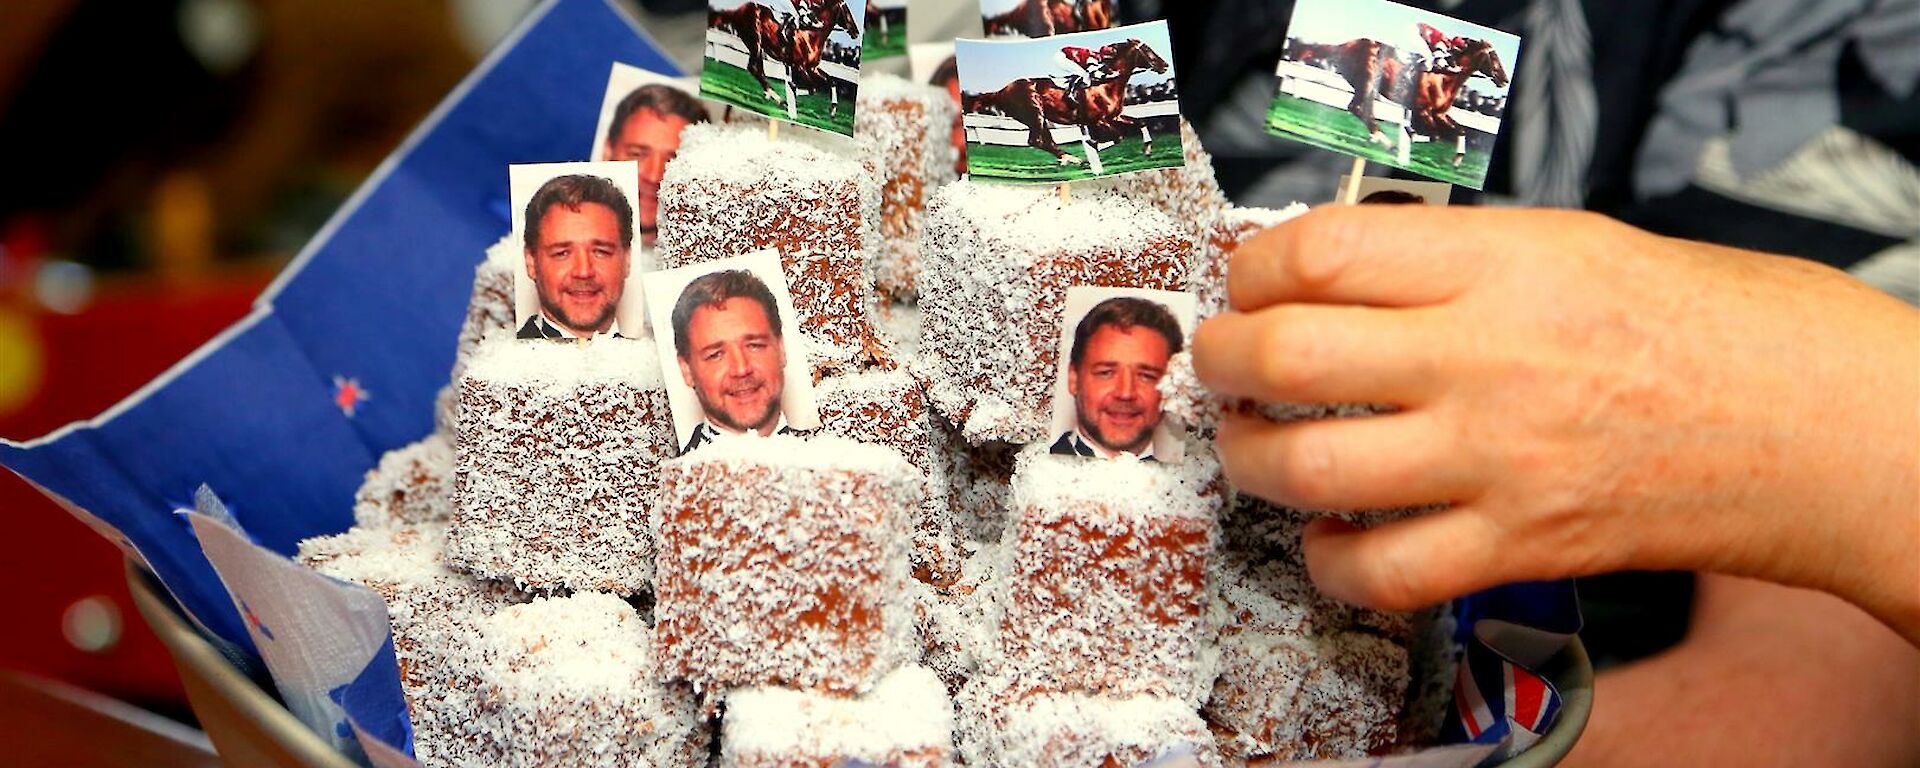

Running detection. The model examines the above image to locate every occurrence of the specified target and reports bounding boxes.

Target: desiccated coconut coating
[1114,118,1231,251]
[812,364,964,588]
[928,413,1019,544]
[912,542,999,696]
[294,522,526,768]
[957,675,1223,768]
[352,433,454,528]
[1193,204,1309,319]
[650,434,919,696]
[919,179,1191,444]
[452,237,518,383]
[454,592,710,768]
[656,124,879,363]
[1207,630,1409,762]
[721,665,955,768]
[983,445,1225,706]
[448,332,677,594]
[855,73,959,302]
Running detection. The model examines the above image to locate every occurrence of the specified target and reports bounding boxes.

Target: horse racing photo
[1266,0,1519,190]
[955,20,1184,183]
[703,0,866,136]
[980,0,1114,39]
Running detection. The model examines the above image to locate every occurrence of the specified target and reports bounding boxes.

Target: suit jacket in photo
[681,421,803,455]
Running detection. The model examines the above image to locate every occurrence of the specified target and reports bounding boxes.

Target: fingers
[1192,302,1444,405]
[1227,205,1497,312]
[1301,509,1507,612]
[1217,409,1482,511]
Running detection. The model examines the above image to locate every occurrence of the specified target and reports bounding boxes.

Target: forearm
[1566,575,1920,767]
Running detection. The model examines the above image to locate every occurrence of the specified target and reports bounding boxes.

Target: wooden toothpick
[768,119,780,142]
[1341,156,1366,204]
[1059,182,1072,203]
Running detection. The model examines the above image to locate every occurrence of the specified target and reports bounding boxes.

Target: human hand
[1191,206,1920,644]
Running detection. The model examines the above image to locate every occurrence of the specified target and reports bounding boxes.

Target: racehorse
[981,0,1110,37]
[1294,36,1508,167]
[709,0,859,117]
[961,38,1169,166]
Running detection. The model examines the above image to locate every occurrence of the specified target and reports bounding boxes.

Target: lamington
[294,522,525,768]
[919,180,1190,444]
[721,665,955,767]
[651,434,919,695]
[854,72,959,302]
[351,432,454,528]
[454,592,710,768]
[983,445,1223,705]
[812,364,962,587]
[447,332,676,593]
[1193,204,1309,319]
[656,124,878,363]
[957,676,1222,768]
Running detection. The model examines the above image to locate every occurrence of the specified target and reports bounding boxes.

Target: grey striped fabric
[1512,0,1597,208]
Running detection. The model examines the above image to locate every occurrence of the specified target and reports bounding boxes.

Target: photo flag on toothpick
[954,20,1186,184]
[1266,0,1521,190]
[981,0,1114,38]
[701,0,869,137]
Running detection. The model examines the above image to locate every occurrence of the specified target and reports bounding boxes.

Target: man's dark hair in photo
[609,83,710,136]
[1360,189,1427,205]
[1069,296,1184,369]
[670,269,785,357]
[523,174,635,252]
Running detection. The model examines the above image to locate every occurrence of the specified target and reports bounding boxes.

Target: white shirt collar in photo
[540,312,623,340]
[701,413,791,442]
[1075,427,1154,462]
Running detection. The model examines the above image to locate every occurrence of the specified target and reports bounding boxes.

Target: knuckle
[1353,535,1429,610]
[1284,210,1358,292]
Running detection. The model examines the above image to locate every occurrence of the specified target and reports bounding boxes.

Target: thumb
[1301,509,1509,612]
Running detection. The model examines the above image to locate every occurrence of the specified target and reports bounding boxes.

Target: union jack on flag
[1454,643,1559,748]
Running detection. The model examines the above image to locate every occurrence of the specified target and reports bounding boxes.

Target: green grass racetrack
[1264,94,1493,189]
[966,134,1185,183]
[701,56,857,136]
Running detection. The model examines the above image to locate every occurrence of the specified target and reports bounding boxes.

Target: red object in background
[0,271,272,714]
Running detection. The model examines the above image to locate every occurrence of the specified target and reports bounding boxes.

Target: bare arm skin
[1566,574,1920,767]
[1191,206,1920,644]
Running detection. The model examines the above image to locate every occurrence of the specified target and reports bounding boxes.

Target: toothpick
[1341,156,1366,204]
[1059,182,1071,203]
[768,119,780,142]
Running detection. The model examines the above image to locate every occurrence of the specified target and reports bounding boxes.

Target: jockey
[1053,42,1121,113]
[1417,21,1469,74]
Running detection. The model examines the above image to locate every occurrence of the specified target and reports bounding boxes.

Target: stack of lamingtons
[296,84,1454,767]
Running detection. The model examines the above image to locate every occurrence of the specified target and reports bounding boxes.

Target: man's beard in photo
[1077,399,1156,454]
[696,379,782,434]
[541,289,618,335]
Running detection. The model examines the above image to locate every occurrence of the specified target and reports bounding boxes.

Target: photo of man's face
[1069,321,1171,454]
[599,83,710,247]
[521,174,634,338]
[1051,291,1192,463]
[675,275,787,436]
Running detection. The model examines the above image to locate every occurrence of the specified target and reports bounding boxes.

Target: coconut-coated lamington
[720,665,955,768]
[919,180,1190,444]
[854,72,959,301]
[447,332,677,594]
[650,434,919,695]
[454,592,710,768]
[655,124,878,362]
[983,445,1223,705]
